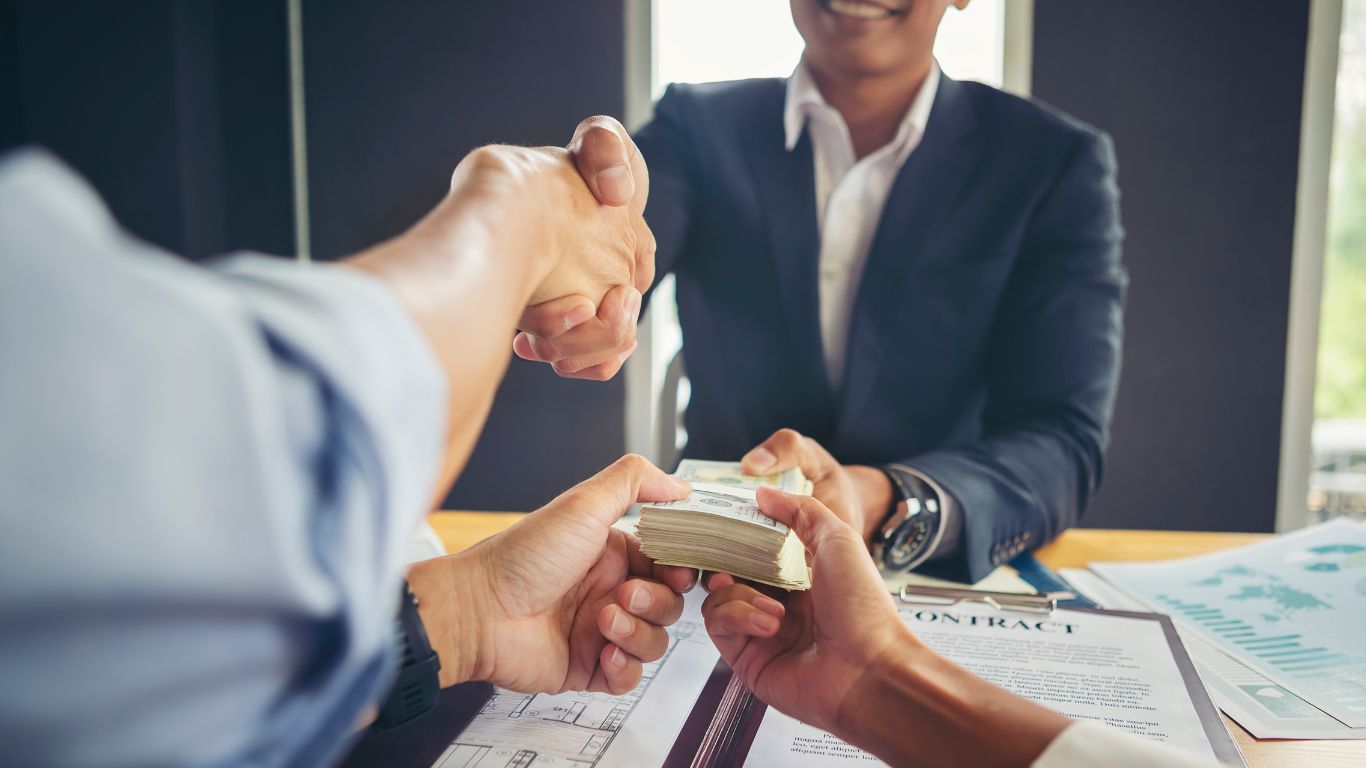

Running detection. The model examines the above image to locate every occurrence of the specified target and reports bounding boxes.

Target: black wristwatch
[375,581,442,730]
[871,466,944,572]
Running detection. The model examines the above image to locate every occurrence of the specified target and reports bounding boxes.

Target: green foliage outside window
[1316,0,1366,420]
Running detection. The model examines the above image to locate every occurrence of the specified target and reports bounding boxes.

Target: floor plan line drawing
[432,617,714,768]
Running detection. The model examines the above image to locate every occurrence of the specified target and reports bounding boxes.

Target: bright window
[655,0,1005,92]
[1310,0,1366,523]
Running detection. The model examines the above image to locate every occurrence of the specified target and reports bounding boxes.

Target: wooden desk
[428,511,524,553]
[428,514,1365,767]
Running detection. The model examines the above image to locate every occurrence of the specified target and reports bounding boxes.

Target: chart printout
[1092,518,1366,728]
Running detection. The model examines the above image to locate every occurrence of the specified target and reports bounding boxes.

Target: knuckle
[554,354,592,374]
[461,145,514,178]
[637,224,657,261]
[589,365,619,382]
[527,335,561,360]
[775,428,804,449]
[617,453,651,475]
[643,641,667,663]
[618,221,639,261]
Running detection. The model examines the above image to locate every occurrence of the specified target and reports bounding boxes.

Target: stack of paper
[638,460,812,590]
[1078,518,1366,741]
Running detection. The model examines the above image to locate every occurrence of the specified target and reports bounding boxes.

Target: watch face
[885,517,932,571]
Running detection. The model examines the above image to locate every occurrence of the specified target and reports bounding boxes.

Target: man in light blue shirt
[0,118,697,766]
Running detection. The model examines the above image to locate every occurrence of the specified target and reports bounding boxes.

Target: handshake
[464,116,656,382]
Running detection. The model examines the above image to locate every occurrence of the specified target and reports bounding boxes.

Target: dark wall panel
[302,1,629,511]
[0,0,294,259]
[1032,0,1309,532]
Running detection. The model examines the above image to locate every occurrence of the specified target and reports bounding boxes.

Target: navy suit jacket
[634,73,1126,582]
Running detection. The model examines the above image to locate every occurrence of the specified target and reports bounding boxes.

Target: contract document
[741,601,1244,767]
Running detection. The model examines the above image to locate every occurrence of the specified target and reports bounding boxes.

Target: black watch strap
[872,465,944,572]
[375,581,442,730]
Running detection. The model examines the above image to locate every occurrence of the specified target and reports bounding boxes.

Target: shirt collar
[783,59,941,159]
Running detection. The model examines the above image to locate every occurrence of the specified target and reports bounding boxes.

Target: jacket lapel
[834,74,981,438]
[743,98,837,423]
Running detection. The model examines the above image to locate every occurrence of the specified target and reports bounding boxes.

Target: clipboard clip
[895,585,1075,615]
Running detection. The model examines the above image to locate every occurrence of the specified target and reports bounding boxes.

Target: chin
[797,0,928,77]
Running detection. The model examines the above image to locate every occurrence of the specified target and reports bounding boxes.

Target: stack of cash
[637,460,813,590]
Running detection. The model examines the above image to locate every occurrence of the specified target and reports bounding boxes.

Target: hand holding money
[636,460,815,590]
[741,428,892,544]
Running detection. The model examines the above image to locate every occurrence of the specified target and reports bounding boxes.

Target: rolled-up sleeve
[0,150,447,766]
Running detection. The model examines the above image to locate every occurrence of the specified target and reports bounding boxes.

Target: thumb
[545,454,690,530]
[568,116,636,206]
[756,486,867,567]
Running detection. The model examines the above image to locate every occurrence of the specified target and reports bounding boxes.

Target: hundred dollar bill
[673,459,814,495]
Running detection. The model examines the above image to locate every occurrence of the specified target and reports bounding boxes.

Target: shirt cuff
[1032,721,1216,768]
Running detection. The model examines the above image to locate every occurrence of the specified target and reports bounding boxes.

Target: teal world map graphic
[1284,543,1366,573]
[1191,565,1331,622]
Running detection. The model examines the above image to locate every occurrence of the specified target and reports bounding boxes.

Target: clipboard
[669,588,1247,768]
[392,588,1246,768]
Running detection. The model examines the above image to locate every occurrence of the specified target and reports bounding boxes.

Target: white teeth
[827,0,893,20]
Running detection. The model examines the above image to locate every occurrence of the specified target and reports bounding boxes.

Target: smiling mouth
[818,0,907,20]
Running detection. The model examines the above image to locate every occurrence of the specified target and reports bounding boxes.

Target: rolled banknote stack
[637,460,813,590]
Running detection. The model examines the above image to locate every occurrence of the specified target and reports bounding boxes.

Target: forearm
[838,635,1069,768]
[346,149,559,498]
[846,465,893,545]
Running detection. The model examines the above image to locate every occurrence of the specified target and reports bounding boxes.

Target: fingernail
[752,595,785,617]
[672,476,692,494]
[609,645,627,668]
[626,288,642,322]
[596,165,633,204]
[611,608,633,638]
[565,303,595,330]
[679,570,699,594]
[629,587,653,613]
[745,447,776,471]
[752,612,779,633]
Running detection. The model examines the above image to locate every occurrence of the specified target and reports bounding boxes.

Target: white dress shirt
[783,61,962,562]
[783,60,938,389]
[1033,720,1219,768]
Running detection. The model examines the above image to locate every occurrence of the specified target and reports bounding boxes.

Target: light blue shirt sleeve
[0,150,449,767]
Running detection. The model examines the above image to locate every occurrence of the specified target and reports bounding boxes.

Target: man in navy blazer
[516,0,1125,582]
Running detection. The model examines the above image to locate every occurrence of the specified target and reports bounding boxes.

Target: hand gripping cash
[637,460,813,590]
